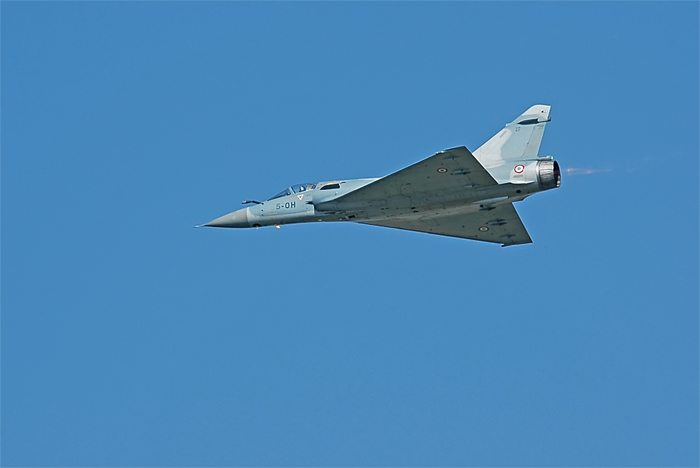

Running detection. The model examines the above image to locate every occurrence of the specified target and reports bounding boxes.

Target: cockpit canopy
[267,183,316,200]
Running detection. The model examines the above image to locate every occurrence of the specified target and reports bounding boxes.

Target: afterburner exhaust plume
[564,167,611,176]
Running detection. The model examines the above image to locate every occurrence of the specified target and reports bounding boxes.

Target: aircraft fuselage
[201,105,561,246]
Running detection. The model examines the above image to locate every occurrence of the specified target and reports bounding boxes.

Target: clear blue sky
[3,2,698,466]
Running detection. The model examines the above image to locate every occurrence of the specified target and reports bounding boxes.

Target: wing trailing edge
[360,202,532,246]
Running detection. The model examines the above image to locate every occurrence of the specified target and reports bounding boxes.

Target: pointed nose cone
[204,208,250,228]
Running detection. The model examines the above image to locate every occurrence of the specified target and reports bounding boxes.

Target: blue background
[3,2,698,466]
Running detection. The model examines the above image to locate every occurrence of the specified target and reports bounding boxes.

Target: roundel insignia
[478,226,489,232]
[514,164,525,174]
[437,167,448,173]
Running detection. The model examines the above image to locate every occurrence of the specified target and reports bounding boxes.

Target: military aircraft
[200,105,560,246]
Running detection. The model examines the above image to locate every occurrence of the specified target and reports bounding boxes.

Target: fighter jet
[200,105,561,246]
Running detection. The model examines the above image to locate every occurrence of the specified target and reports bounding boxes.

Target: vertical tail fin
[473,105,551,168]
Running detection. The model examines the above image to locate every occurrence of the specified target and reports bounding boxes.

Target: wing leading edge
[360,202,532,246]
